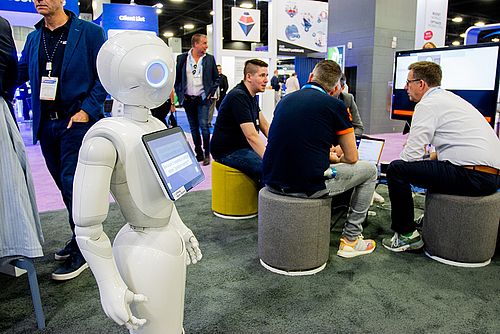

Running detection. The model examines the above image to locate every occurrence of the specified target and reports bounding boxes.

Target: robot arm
[73,136,147,330]
[169,205,203,265]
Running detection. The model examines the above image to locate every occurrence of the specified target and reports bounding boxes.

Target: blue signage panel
[102,3,158,37]
[0,0,79,15]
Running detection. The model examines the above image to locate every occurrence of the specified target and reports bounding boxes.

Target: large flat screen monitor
[391,43,500,127]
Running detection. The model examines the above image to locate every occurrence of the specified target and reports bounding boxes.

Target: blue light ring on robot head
[146,60,169,88]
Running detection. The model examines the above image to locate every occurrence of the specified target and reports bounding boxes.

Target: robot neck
[123,105,149,122]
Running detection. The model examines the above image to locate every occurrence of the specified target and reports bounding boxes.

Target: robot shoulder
[79,136,117,168]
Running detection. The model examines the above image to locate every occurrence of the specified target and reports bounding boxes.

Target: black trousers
[387,159,500,234]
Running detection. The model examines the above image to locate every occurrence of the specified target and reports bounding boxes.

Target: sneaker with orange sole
[337,235,376,258]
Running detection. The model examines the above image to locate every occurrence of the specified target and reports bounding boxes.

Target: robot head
[97,31,175,109]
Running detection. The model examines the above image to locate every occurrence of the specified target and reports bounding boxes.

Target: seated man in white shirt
[383,61,500,252]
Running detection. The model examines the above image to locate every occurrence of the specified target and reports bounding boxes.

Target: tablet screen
[357,138,385,165]
[142,127,205,200]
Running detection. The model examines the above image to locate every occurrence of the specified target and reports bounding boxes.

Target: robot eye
[146,61,169,88]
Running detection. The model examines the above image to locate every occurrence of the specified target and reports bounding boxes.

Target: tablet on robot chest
[142,127,205,201]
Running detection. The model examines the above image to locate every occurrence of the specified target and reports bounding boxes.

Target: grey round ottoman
[423,192,500,267]
[258,187,332,276]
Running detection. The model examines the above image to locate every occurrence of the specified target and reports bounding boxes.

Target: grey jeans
[325,161,377,239]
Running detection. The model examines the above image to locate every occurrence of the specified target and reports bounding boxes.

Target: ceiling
[78,0,500,51]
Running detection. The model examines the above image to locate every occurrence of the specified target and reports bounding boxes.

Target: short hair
[408,61,442,87]
[191,34,206,47]
[311,60,342,92]
[244,59,268,77]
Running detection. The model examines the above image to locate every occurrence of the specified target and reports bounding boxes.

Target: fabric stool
[258,187,332,276]
[211,161,258,219]
[423,192,500,267]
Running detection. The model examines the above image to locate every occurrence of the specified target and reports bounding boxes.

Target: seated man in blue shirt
[210,59,270,187]
[263,60,377,258]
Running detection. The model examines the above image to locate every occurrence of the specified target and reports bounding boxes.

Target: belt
[463,165,500,176]
[185,95,202,100]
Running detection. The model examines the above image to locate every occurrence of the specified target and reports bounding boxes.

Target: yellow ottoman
[211,161,258,219]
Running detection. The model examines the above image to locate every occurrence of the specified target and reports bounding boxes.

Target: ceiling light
[493,38,500,43]
[474,21,485,27]
[163,31,174,38]
[240,2,253,8]
[156,8,162,14]
[154,3,163,8]
[184,23,195,29]
[459,33,466,38]
[452,41,460,46]
[451,17,463,23]
[210,10,215,16]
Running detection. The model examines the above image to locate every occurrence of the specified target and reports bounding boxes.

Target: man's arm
[78,25,108,122]
[337,130,358,164]
[348,94,364,136]
[240,122,266,158]
[206,55,220,99]
[400,104,436,162]
[258,112,270,138]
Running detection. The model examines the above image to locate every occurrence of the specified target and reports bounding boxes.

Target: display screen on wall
[391,43,500,127]
[276,0,328,56]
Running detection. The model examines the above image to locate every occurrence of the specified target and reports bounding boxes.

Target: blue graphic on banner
[237,12,255,36]
[0,0,79,15]
[102,3,158,37]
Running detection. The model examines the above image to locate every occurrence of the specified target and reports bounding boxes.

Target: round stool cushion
[423,192,500,265]
[211,161,258,218]
[258,187,332,272]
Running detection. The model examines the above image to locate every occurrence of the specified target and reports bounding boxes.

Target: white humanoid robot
[73,32,202,334]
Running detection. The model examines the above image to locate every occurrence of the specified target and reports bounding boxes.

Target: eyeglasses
[192,64,197,75]
[406,78,421,85]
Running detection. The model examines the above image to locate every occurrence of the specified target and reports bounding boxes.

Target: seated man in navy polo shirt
[263,60,378,258]
[210,59,270,187]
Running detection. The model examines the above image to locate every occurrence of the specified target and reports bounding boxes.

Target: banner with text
[0,0,79,15]
[415,0,448,49]
[276,0,328,56]
[102,3,158,38]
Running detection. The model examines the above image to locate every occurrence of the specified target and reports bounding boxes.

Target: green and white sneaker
[382,231,424,252]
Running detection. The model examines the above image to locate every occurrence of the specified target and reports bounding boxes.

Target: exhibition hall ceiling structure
[77,0,500,51]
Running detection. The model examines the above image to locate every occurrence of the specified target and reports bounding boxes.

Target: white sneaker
[372,191,385,204]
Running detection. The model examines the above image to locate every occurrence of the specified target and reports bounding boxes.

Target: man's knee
[387,159,406,178]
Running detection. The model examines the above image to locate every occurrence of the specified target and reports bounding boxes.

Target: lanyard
[302,83,328,95]
[42,29,65,77]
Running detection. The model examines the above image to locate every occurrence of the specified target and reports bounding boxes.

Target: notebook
[142,127,205,201]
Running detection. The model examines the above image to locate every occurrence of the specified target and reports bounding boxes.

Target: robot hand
[182,231,203,265]
[99,279,148,331]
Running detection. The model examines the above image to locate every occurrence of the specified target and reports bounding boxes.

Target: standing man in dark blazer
[175,33,219,166]
[18,0,107,281]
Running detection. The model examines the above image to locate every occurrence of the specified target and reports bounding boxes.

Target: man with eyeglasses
[382,61,500,252]
[175,33,219,166]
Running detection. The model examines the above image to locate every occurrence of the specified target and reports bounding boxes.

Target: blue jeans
[39,119,92,243]
[216,148,263,188]
[183,97,210,158]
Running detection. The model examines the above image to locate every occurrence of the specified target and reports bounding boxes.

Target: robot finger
[130,315,147,328]
[133,294,148,304]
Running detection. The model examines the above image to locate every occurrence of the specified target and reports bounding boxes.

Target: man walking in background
[18,0,107,280]
[175,34,219,166]
[270,69,281,106]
